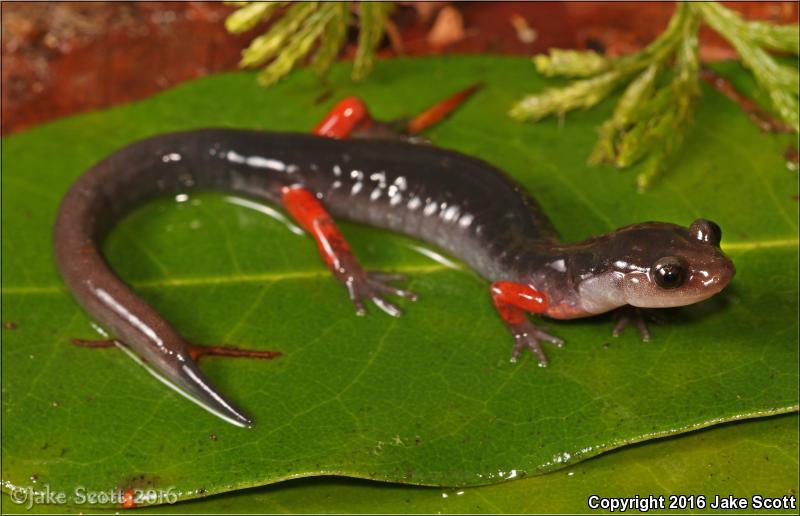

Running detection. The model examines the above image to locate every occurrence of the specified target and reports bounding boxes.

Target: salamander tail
[116,342,253,428]
[172,360,254,428]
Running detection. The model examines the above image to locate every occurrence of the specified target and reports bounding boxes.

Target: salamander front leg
[282,186,417,317]
[490,281,564,366]
[612,306,653,342]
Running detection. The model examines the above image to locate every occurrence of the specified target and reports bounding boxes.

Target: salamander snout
[609,220,736,309]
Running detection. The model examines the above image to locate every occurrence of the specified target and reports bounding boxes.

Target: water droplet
[90,322,109,337]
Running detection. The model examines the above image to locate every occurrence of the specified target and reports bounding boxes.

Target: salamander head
[575,219,735,313]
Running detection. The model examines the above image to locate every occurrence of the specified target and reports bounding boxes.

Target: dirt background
[2,1,798,135]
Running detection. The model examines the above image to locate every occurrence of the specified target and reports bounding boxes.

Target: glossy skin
[54,129,735,426]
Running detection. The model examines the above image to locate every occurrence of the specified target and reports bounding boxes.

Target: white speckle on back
[370,171,387,186]
[226,150,245,164]
[245,156,286,171]
[423,200,438,216]
[459,213,475,228]
[443,205,460,222]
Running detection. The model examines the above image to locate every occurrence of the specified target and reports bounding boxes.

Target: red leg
[71,339,281,362]
[405,82,483,135]
[72,338,117,349]
[186,343,281,362]
[314,96,404,140]
[282,186,417,316]
[313,97,373,139]
[490,281,564,365]
[314,83,481,141]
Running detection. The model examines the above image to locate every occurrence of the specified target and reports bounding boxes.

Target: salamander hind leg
[347,270,418,317]
[314,84,482,141]
[282,186,417,317]
[72,338,282,361]
[490,282,564,366]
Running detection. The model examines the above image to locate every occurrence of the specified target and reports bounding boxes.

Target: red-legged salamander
[54,128,735,427]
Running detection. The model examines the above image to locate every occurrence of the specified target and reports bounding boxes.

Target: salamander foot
[507,319,565,366]
[345,270,418,317]
[612,306,652,341]
[281,186,418,318]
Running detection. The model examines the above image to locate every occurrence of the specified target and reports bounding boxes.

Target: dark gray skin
[54,129,736,427]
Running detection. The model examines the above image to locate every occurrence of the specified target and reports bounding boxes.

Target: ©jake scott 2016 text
[6,484,179,509]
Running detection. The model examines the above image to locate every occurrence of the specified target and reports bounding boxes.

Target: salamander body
[54,129,735,426]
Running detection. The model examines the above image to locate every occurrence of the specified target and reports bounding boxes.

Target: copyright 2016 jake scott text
[588,494,797,512]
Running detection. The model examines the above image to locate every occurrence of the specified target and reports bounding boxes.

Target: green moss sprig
[697,2,799,131]
[510,2,799,191]
[225,1,394,87]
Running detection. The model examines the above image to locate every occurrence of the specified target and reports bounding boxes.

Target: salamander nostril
[725,259,736,281]
[714,258,736,286]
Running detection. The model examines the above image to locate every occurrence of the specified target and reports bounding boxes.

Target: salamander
[54,124,735,427]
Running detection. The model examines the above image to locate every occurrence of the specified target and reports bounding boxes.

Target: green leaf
[5,414,795,513]
[2,56,798,508]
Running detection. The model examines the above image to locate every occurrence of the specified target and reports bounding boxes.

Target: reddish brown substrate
[2,2,797,135]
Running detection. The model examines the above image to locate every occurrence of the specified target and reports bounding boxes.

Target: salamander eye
[654,256,687,289]
[690,219,722,247]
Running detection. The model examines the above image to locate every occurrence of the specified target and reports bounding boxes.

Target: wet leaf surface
[5,414,795,514]
[2,57,797,506]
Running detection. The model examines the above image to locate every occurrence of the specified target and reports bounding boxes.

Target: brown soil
[2,1,797,135]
